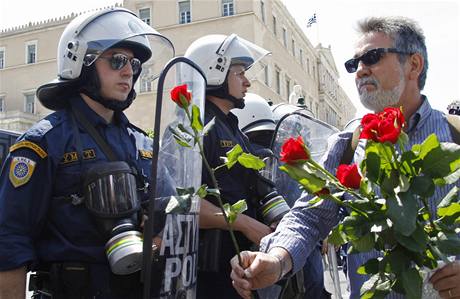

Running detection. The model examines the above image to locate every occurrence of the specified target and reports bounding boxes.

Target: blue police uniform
[197,101,258,299]
[0,95,155,298]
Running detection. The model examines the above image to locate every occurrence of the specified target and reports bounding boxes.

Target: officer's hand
[235,215,272,245]
[230,250,282,299]
[430,261,460,299]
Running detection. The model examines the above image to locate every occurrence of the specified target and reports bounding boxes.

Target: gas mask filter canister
[83,161,143,275]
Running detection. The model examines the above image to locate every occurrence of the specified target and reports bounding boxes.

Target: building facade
[0,0,355,132]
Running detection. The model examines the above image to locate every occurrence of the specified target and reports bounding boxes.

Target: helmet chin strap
[207,78,245,109]
[79,64,140,112]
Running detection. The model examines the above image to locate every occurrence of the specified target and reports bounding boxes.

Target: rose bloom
[170,84,192,108]
[280,136,309,165]
[336,164,362,189]
[360,107,405,144]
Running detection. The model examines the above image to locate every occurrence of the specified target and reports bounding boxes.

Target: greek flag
[307,13,317,27]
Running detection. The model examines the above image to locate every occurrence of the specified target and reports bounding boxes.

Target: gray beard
[358,74,405,112]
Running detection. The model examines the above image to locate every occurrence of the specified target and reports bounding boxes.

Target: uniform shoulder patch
[9,156,36,188]
[139,149,153,159]
[10,141,47,158]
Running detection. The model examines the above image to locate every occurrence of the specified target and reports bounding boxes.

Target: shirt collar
[206,101,239,126]
[406,95,431,133]
[71,95,129,127]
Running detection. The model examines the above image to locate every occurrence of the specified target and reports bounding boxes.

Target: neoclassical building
[0,0,355,132]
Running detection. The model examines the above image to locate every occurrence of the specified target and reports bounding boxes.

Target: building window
[0,97,4,112]
[272,15,277,37]
[285,76,291,101]
[282,28,287,47]
[25,41,37,64]
[0,47,5,69]
[179,1,191,24]
[291,39,295,57]
[139,8,151,25]
[263,64,269,86]
[139,73,153,93]
[275,67,281,95]
[24,93,35,114]
[260,0,265,23]
[307,58,310,74]
[299,48,303,66]
[222,0,234,16]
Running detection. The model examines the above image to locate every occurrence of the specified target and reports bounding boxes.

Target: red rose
[336,164,362,189]
[280,136,310,165]
[360,107,405,144]
[170,84,192,108]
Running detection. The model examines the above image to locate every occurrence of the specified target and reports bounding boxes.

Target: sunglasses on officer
[98,53,142,75]
[344,48,412,73]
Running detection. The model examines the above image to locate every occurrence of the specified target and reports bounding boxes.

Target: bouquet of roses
[279,107,460,298]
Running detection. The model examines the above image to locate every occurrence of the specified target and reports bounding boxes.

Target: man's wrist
[268,247,292,281]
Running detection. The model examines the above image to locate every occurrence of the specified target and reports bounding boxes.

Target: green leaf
[206,188,220,198]
[385,249,411,274]
[222,200,248,225]
[222,203,237,224]
[416,133,439,159]
[177,123,192,135]
[351,233,375,252]
[437,186,459,209]
[380,170,399,196]
[237,153,265,170]
[225,144,243,169]
[360,274,390,299]
[400,150,419,176]
[173,136,192,148]
[196,184,207,198]
[165,194,192,213]
[342,214,369,240]
[422,142,460,178]
[203,116,215,136]
[328,225,348,246]
[435,231,460,255]
[410,176,435,198]
[176,187,195,196]
[231,199,248,215]
[438,202,460,217]
[279,164,326,194]
[394,224,428,253]
[191,105,203,132]
[357,258,379,275]
[365,152,381,183]
[386,192,417,236]
[401,267,422,299]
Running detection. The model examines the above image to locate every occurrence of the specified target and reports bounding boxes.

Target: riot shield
[268,107,339,206]
[142,57,206,299]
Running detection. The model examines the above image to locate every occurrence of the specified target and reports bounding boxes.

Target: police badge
[9,156,36,188]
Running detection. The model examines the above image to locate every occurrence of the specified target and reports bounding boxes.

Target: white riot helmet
[231,93,275,134]
[184,34,270,108]
[37,7,174,111]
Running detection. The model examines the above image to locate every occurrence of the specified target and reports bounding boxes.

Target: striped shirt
[260,97,459,298]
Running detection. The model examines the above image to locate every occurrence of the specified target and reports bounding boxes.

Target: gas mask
[83,161,143,275]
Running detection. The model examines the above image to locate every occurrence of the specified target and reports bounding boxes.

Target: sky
[1,0,458,117]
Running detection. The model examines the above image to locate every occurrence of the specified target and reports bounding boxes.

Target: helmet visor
[79,9,174,80]
[222,35,271,81]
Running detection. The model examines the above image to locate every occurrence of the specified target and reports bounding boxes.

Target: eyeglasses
[344,48,411,73]
[98,53,142,75]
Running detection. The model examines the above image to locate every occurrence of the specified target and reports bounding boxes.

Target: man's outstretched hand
[230,248,292,299]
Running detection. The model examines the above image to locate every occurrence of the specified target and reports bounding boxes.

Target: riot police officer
[184,34,290,299]
[0,8,174,299]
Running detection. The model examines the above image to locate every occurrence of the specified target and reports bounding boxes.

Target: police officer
[184,34,290,299]
[0,8,173,299]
